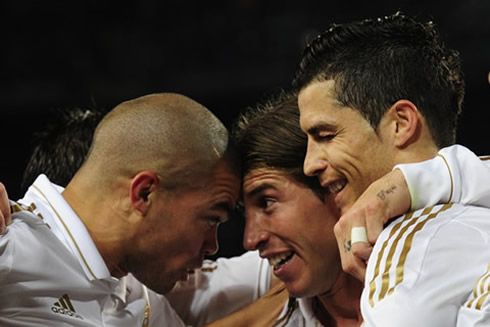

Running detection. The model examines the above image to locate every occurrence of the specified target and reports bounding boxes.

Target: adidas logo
[51,294,84,320]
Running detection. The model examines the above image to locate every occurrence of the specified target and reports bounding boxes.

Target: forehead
[298,80,341,127]
[243,168,300,197]
[188,159,241,209]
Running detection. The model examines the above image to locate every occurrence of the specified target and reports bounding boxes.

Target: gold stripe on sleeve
[369,211,414,307]
[438,154,454,202]
[387,204,452,297]
[465,264,490,310]
[369,204,452,306]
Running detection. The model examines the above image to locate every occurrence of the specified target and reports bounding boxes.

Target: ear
[387,100,421,148]
[129,171,159,215]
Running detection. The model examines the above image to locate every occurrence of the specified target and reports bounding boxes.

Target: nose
[243,213,268,251]
[303,141,327,177]
[202,227,219,256]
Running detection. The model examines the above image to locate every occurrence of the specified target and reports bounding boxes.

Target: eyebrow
[245,182,278,199]
[211,201,235,216]
[306,122,336,136]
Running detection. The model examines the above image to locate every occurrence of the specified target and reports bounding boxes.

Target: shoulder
[365,203,490,317]
[381,203,490,244]
[2,210,50,243]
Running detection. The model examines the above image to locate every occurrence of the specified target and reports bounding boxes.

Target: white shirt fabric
[0,174,186,327]
[362,145,490,327]
[396,144,490,211]
[166,251,271,326]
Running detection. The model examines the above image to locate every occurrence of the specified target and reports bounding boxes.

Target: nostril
[243,231,268,251]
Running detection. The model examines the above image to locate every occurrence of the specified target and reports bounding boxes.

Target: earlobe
[390,100,420,148]
[130,171,159,214]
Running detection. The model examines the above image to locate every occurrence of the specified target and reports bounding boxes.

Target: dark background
[1,0,489,258]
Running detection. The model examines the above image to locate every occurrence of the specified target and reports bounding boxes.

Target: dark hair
[232,89,325,200]
[292,12,464,148]
[21,107,104,192]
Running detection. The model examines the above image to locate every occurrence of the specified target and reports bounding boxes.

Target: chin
[139,276,176,295]
[284,282,316,299]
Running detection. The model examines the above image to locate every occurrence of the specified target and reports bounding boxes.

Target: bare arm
[334,169,410,282]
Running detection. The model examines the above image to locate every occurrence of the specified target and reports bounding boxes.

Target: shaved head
[80,93,238,191]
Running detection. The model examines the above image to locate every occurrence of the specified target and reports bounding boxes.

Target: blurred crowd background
[1,0,489,258]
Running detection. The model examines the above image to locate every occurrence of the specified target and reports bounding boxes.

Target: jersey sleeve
[0,224,13,282]
[165,251,270,326]
[394,144,490,210]
[456,264,490,327]
[361,204,490,327]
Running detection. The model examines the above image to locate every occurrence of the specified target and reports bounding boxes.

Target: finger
[342,252,367,283]
[0,182,10,234]
[366,219,383,245]
[351,226,368,244]
[352,242,372,263]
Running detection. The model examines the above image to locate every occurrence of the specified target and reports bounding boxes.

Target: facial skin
[298,80,395,215]
[125,159,241,294]
[242,168,342,298]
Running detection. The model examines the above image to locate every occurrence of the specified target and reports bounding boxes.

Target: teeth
[328,180,345,193]
[268,252,293,267]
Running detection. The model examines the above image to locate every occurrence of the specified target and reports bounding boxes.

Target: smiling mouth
[326,180,346,194]
[268,251,295,270]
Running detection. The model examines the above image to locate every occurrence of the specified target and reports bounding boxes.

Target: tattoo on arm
[377,185,397,201]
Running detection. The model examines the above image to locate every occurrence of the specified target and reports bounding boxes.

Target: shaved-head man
[0,93,241,326]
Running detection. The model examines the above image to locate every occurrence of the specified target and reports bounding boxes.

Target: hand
[334,169,411,282]
[0,182,11,234]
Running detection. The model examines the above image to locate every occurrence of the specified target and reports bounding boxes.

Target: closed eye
[315,130,335,141]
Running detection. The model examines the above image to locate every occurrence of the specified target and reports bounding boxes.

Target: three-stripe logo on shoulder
[464,264,490,310]
[51,294,84,320]
[368,204,452,307]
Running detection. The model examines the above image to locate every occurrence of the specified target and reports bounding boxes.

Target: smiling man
[294,12,490,326]
[233,90,363,326]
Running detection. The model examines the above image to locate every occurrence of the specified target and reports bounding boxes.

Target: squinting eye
[317,131,334,140]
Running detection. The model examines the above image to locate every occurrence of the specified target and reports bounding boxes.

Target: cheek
[179,225,208,251]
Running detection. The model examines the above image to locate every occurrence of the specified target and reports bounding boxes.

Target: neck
[62,177,131,278]
[315,273,363,327]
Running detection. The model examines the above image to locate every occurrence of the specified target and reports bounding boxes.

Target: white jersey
[396,144,490,210]
[166,250,271,326]
[0,174,186,327]
[362,145,490,326]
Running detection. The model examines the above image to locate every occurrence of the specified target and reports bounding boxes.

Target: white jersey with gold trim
[166,250,271,326]
[386,144,490,326]
[395,144,490,211]
[0,174,187,327]
[361,202,490,326]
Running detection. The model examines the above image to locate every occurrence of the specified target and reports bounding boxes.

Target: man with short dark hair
[294,12,490,326]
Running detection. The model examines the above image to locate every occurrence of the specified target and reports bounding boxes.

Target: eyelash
[316,131,334,141]
[260,197,276,210]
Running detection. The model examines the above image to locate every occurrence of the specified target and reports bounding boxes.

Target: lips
[267,251,295,270]
[325,179,346,194]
